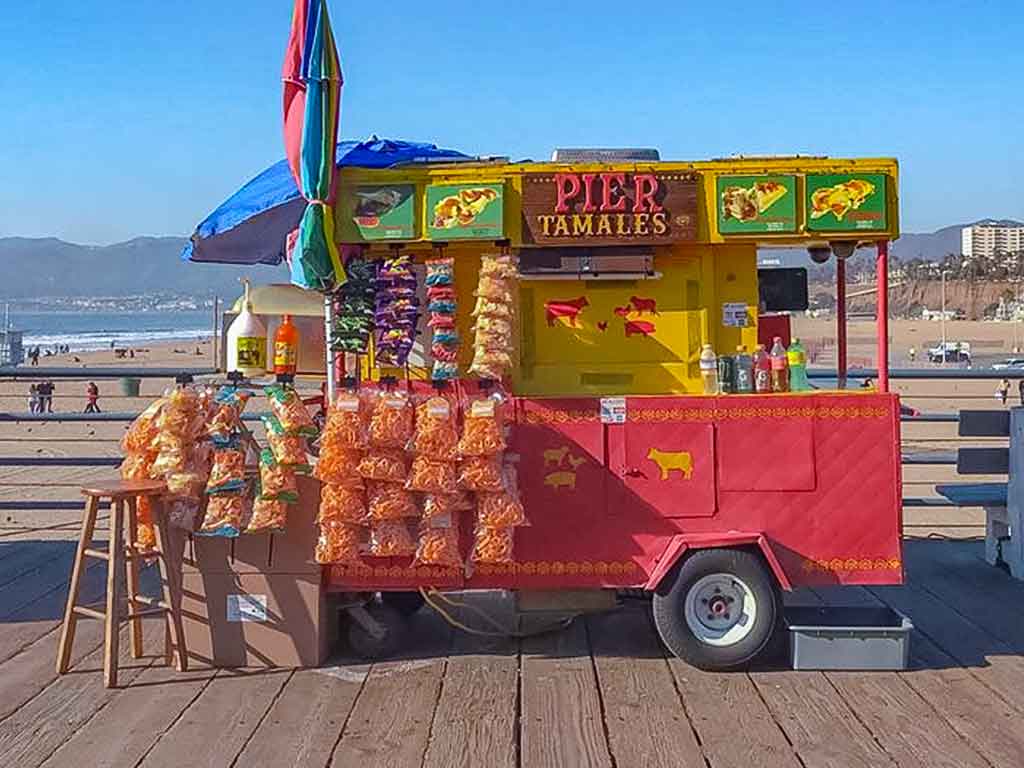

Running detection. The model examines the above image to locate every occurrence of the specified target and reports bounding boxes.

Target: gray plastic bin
[786,606,913,671]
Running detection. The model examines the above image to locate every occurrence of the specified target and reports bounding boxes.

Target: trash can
[119,377,142,397]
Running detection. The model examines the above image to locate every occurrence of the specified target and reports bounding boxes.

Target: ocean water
[10,311,213,353]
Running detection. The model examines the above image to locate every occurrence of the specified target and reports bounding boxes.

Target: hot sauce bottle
[273,314,299,375]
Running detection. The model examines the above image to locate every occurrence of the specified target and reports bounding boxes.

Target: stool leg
[104,499,124,689]
[153,500,188,672]
[125,497,144,660]
[56,496,99,674]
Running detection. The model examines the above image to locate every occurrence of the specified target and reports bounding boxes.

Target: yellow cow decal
[646,448,693,481]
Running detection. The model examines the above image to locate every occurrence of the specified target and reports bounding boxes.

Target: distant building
[961,221,1024,258]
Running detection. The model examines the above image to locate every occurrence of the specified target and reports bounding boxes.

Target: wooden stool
[56,479,188,688]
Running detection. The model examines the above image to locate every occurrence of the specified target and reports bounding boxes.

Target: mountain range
[1,220,1020,300]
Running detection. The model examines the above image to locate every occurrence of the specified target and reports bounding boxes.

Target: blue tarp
[182,138,470,266]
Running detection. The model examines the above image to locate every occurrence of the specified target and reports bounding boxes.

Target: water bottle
[788,337,810,391]
[718,354,736,394]
[735,346,754,393]
[770,337,790,393]
[753,344,772,393]
[699,344,719,395]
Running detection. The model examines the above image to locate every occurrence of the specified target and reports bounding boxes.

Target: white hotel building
[961,221,1024,258]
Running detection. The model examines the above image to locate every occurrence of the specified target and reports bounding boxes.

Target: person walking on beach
[997,378,1010,406]
[84,382,100,413]
[37,379,54,413]
[28,383,39,413]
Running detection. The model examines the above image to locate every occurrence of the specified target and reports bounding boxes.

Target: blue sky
[0,0,1020,244]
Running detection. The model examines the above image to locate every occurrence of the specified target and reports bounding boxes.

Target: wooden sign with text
[521,172,698,246]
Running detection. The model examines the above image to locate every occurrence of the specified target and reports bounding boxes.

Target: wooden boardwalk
[2,536,1024,767]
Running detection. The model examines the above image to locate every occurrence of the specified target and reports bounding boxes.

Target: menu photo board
[521,172,698,246]
[425,183,505,241]
[340,184,417,241]
[717,175,798,235]
[806,173,888,232]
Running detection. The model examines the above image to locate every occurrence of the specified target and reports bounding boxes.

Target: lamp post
[940,269,950,364]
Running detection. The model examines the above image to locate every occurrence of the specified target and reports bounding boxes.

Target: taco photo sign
[717,175,798,235]
[806,174,888,232]
[342,184,417,241]
[426,183,505,241]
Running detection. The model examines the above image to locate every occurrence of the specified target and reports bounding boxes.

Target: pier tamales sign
[521,172,698,246]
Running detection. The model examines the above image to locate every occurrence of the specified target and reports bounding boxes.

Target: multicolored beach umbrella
[282,0,344,290]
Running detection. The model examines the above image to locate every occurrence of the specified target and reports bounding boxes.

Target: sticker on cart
[600,397,627,424]
[722,302,749,328]
[227,594,267,623]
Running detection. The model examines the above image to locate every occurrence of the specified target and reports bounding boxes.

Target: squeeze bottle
[735,346,754,393]
[753,344,772,393]
[273,314,300,375]
[699,344,719,395]
[787,337,810,391]
[226,279,267,378]
[770,337,790,393]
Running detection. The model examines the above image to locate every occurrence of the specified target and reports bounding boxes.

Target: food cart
[310,152,902,670]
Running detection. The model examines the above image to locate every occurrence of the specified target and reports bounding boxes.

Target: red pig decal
[545,296,589,327]
[629,296,659,315]
[625,320,656,337]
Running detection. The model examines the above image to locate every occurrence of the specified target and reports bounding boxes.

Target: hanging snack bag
[208,386,252,443]
[366,481,417,521]
[258,448,298,502]
[263,415,312,473]
[414,525,462,568]
[368,389,414,448]
[410,396,458,459]
[166,471,205,500]
[357,448,408,483]
[457,396,506,456]
[248,496,288,534]
[265,384,318,437]
[369,520,416,557]
[206,443,246,495]
[471,526,515,565]
[319,483,368,525]
[157,386,202,438]
[315,520,364,564]
[320,390,367,450]
[313,447,364,487]
[198,492,246,537]
[121,397,166,454]
[458,456,505,492]
[476,491,528,527]
[407,456,459,494]
[150,447,189,477]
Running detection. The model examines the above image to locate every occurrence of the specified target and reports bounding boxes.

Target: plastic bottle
[699,344,719,395]
[770,336,790,393]
[273,314,300,375]
[717,353,736,394]
[787,337,810,391]
[753,344,772,393]
[735,346,754,393]
[226,279,266,378]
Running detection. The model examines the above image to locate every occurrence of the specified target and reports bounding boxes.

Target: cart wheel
[652,548,780,671]
[346,602,406,660]
[381,590,426,617]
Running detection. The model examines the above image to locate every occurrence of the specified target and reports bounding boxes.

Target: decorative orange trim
[631,406,888,422]
[801,557,901,573]
[522,410,600,425]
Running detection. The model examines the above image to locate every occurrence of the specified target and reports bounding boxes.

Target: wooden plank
[585,607,705,768]
[136,668,291,768]
[331,609,452,768]
[421,627,517,768]
[232,665,369,768]
[38,663,216,768]
[751,670,895,768]
[520,617,612,768]
[0,621,155,768]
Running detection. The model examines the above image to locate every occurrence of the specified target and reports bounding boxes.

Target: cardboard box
[181,570,335,668]
[184,475,321,575]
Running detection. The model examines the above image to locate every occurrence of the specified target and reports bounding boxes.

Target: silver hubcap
[684,573,757,647]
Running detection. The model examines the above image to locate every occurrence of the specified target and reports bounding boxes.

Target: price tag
[470,398,496,417]
[600,397,627,424]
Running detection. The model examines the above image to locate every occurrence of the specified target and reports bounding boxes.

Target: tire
[652,548,781,671]
[381,590,426,617]
[346,602,406,660]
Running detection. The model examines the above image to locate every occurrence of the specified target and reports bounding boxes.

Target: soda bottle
[699,343,719,395]
[273,314,300,376]
[735,345,754,393]
[718,354,736,394]
[753,344,772,393]
[770,336,789,393]
[788,337,810,391]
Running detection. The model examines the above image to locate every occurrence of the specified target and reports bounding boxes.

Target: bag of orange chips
[357,448,408,482]
[368,390,414,448]
[368,520,416,557]
[319,483,368,525]
[367,482,417,521]
[407,456,459,494]
[409,396,458,459]
[315,520,364,564]
[458,456,505,492]
[471,526,515,564]
[457,396,506,456]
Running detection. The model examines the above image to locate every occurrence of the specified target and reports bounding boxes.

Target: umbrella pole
[324,292,336,403]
